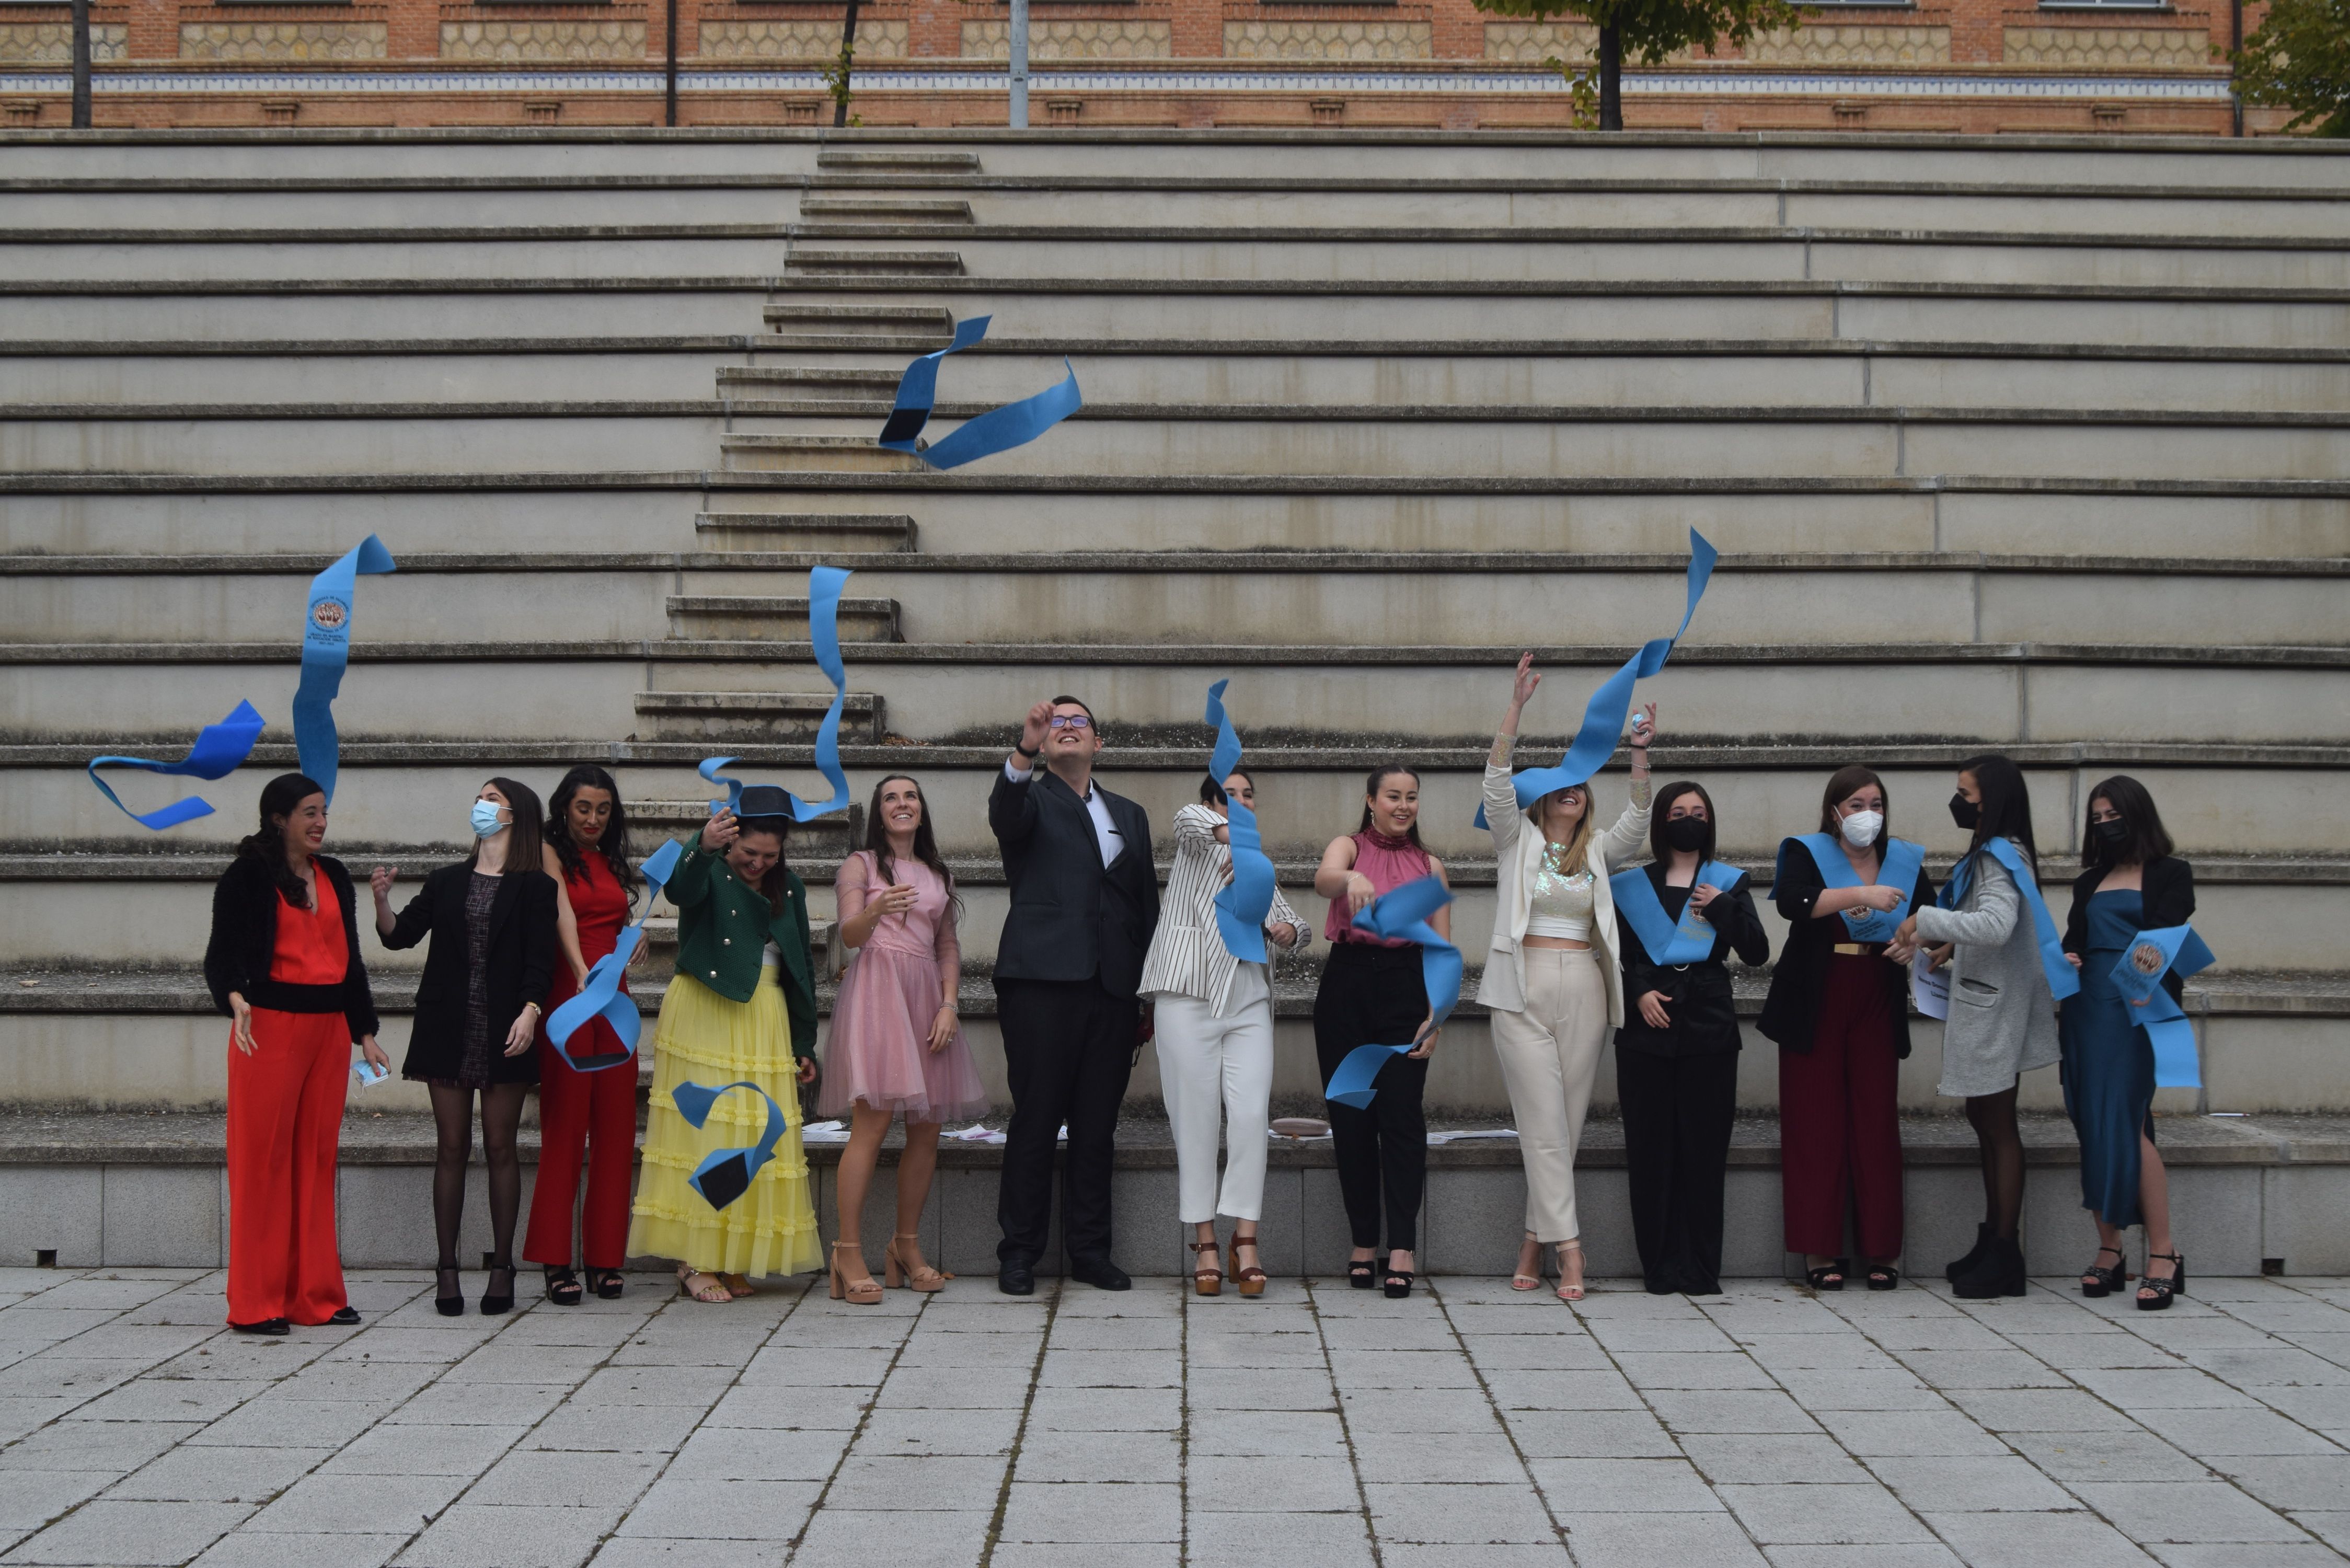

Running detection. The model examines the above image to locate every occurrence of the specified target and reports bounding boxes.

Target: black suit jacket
[2063,855,2195,1005]
[203,852,379,1043]
[1757,837,1938,1059]
[379,861,558,1085]
[989,766,1160,998]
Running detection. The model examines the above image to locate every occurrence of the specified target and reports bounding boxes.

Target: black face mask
[1663,817,1709,853]
[1949,793,1980,831]
[2094,818,2128,846]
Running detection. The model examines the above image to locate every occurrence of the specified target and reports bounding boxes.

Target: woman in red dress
[204,773,390,1334]
[524,765,644,1303]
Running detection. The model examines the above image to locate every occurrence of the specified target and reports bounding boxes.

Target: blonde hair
[1530,783,1595,870]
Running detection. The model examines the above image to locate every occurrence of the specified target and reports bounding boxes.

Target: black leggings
[1965,1082,2026,1241]
[1314,942,1432,1254]
[428,1081,529,1271]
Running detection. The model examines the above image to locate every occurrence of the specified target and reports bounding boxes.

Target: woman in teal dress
[2058,775,2195,1309]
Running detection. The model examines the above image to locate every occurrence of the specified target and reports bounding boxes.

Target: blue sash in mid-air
[1611,862,1746,965]
[700,565,855,824]
[670,1078,788,1210]
[1940,837,2080,1002]
[1478,527,1717,829]
[1322,876,1461,1110]
[2109,924,2216,1089]
[1781,834,1926,944]
[292,534,396,805]
[86,700,268,831]
[1204,679,1278,964]
[877,314,1081,470]
[544,837,685,1073]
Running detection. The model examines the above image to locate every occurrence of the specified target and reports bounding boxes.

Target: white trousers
[1154,967,1275,1223]
[1488,947,1609,1243]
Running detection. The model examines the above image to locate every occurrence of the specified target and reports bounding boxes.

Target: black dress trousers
[995,975,1139,1268]
[1615,1044,1740,1295]
[1314,941,1433,1254]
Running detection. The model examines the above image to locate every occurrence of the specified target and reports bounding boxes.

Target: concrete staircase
[3,128,2347,1274]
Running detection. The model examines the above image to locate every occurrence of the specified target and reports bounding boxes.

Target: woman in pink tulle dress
[822,774,988,1302]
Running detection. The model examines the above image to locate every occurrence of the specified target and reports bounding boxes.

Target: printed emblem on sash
[2130,941,2164,976]
[311,599,347,632]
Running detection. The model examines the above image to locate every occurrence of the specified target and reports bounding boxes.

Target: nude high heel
[884,1234,951,1293]
[830,1242,882,1305]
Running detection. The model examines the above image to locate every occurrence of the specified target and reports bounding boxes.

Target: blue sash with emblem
[1611,862,1745,966]
[2109,924,2215,1088]
[1779,834,1924,943]
[1939,837,2081,1002]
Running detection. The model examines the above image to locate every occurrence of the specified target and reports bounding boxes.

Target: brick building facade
[0,0,2277,134]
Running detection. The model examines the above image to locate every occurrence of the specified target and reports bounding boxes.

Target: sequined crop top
[1526,846,1595,941]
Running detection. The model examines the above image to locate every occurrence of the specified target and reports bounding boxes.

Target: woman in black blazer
[2058,775,2195,1308]
[372,778,558,1317]
[205,772,389,1335]
[1612,782,1772,1297]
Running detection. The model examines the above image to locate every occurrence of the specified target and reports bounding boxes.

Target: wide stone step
[694,511,917,551]
[784,249,963,275]
[0,140,825,181]
[762,303,956,335]
[665,595,902,641]
[3,348,754,407]
[0,235,799,284]
[0,189,803,230]
[796,198,973,224]
[631,690,889,742]
[0,284,779,344]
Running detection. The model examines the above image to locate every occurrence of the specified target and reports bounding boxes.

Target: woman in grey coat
[1892,755,2064,1299]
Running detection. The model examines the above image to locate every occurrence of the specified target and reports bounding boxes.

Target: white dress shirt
[1005,758,1121,867]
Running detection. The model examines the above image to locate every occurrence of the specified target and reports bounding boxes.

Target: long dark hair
[733,815,793,915]
[1357,764,1423,847]
[1652,780,1717,865]
[238,773,326,910]
[544,764,641,907]
[1818,764,1890,851]
[1959,754,2037,869]
[1201,767,1254,806]
[862,774,959,919]
[483,778,546,877]
[2083,774,2173,871]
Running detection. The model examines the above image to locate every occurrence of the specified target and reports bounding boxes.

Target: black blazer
[1615,864,1772,1056]
[989,766,1161,998]
[1758,837,1938,1059]
[203,852,379,1043]
[2063,855,2196,1006]
[378,862,558,1085]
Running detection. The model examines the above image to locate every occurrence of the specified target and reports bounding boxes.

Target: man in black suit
[991,695,1160,1294]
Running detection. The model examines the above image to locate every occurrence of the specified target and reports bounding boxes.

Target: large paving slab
[0,1266,2342,1566]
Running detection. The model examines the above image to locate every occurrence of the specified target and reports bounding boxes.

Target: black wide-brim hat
[735,784,794,820]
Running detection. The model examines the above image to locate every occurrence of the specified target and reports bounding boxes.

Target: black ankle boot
[1952,1235,2027,1299]
[1945,1223,1992,1283]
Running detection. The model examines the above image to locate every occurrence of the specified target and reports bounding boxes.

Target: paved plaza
[0,1267,2343,1567]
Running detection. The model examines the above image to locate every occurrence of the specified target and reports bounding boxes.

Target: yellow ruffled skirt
[627,965,822,1279]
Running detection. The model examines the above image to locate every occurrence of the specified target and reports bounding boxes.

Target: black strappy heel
[1347,1255,1377,1290]
[2137,1252,2185,1312]
[2081,1246,2126,1298]
[480,1258,516,1316]
[1864,1263,1900,1292]
[1806,1259,1848,1292]
[543,1265,583,1307]
[1383,1253,1414,1299]
[589,1267,625,1300]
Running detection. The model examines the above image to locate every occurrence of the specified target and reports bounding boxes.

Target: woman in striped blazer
[1141,769,1312,1296]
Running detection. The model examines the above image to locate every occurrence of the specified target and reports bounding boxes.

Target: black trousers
[1616,1043,1740,1295]
[1314,942,1431,1253]
[995,975,1138,1267]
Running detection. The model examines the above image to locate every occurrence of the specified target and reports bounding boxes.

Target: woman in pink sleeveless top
[1312,765,1453,1297]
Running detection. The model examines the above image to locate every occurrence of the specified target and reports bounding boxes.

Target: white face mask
[1839,810,1884,849]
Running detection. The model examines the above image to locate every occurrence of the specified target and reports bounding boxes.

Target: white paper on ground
[1911,954,1951,1020]
[800,1119,850,1143]
[1426,1128,1520,1146]
[1269,1127,1333,1142]
[946,1123,1008,1145]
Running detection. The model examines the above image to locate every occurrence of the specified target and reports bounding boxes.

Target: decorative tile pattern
[1225,18,1432,60]
[697,17,907,59]
[1482,20,1596,63]
[179,20,389,60]
[962,18,1172,60]
[2003,25,2211,67]
[440,18,646,60]
[1747,24,1949,64]
[0,21,126,63]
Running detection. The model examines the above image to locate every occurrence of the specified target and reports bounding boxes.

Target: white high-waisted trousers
[1488,947,1609,1243]
[1153,963,1275,1223]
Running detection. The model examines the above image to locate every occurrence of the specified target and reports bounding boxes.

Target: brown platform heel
[1227,1233,1268,1298]
[884,1233,952,1293]
[830,1242,882,1305]
[1190,1239,1224,1296]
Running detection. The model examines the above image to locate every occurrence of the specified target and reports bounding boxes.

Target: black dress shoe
[998,1259,1036,1296]
[1068,1256,1131,1292]
[327,1307,361,1326]
[230,1318,290,1336]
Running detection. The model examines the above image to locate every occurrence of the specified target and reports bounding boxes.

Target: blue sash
[1610,861,1744,966]
[1323,876,1460,1110]
[669,1078,787,1211]
[1204,679,1277,964]
[1779,834,1924,943]
[1940,837,2081,1002]
[699,564,856,824]
[2109,924,2215,1089]
[545,837,684,1073]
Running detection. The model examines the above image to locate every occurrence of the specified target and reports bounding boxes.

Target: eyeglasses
[1048,714,1091,731]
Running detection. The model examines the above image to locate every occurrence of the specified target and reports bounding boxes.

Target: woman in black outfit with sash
[372,778,558,1316]
[1612,781,1770,1296]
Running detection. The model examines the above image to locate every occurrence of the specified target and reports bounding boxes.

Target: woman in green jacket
[626,792,823,1302]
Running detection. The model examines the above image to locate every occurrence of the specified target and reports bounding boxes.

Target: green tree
[2233,0,2350,136]
[1475,0,1799,130]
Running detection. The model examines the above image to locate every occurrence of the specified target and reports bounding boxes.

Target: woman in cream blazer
[1479,655,1654,1300]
